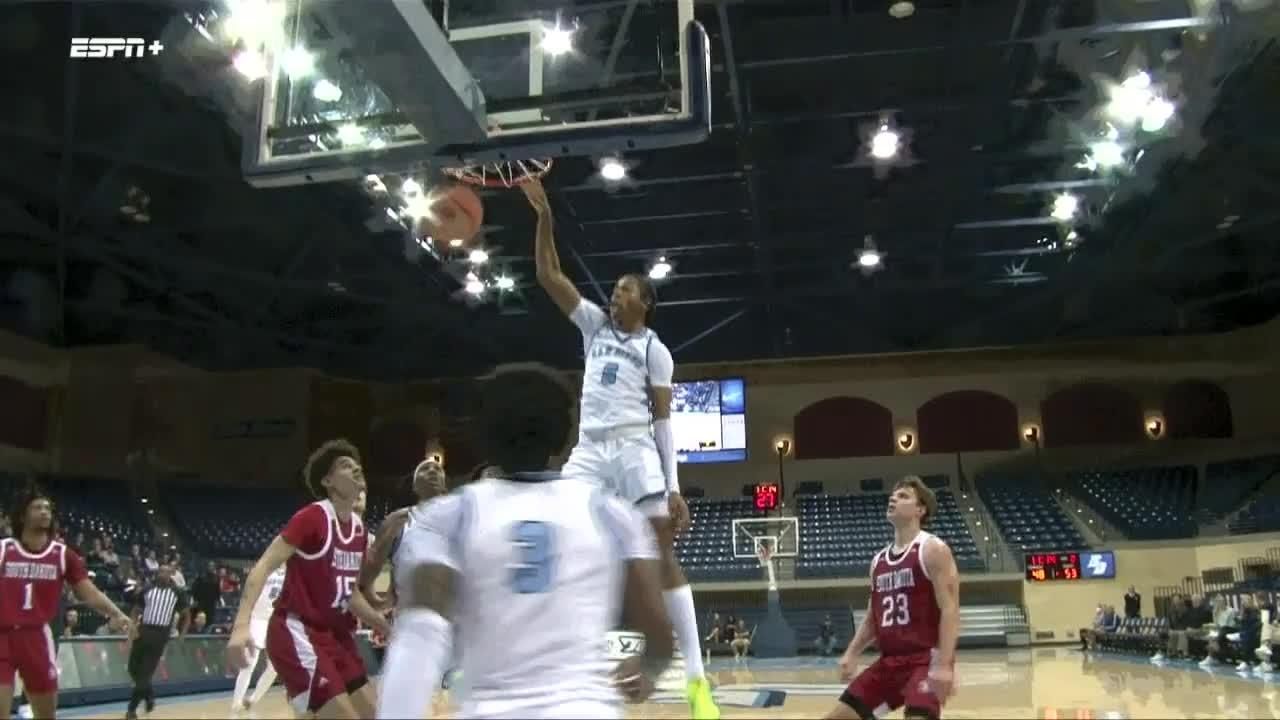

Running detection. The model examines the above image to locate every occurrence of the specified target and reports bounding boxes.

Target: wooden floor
[61,649,1280,719]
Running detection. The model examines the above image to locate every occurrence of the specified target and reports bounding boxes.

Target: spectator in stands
[814,613,837,656]
[1124,586,1141,619]
[1256,592,1277,622]
[70,531,85,555]
[192,562,221,621]
[142,548,159,574]
[168,553,187,589]
[129,543,144,572]
[1152,593,1189,661]
[1081,604,1118,651]
[730,618,752,660]
[1200,595,1239,667]
[704,613,724,644]
[217,565,240,601]
[189,610,208,634]
[89,537,105,564]
[62,609,81,638]
[100,537,120,570]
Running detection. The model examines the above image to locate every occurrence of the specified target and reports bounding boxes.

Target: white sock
[663,585,705,680]
[231,656,255,709]
[248,663,277,705]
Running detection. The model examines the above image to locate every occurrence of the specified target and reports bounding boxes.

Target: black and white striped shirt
[134,583,188,628]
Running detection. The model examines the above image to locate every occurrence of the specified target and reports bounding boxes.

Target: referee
[126,563,190,720]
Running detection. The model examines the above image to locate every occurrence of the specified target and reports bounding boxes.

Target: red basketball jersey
[869,531,941,657]
[275,500,367,632]
[0,537,88,627]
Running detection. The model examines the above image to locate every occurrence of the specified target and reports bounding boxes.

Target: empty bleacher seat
[1070,466,1199,540]
[673,497,767,582]
[977,477,1087,554]
[795,490,983,579]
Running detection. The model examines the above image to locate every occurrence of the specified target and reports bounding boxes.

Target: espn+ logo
[69,38,164,59]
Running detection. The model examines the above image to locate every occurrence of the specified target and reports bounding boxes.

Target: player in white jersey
[230,566,285,712]
[522,180,719,719]
[376,363,674,720]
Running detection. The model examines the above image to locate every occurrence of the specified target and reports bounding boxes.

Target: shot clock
[753,482,780,511]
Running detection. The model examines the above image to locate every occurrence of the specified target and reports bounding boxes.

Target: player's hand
[611,657,656,703]
[928,665,955,699]
[838,649,859,682]
[668,493,691,535]
[520,179,551,213]
[226,626,254,671]
[108,613,132,635]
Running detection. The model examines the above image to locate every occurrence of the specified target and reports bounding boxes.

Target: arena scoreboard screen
[1024,551,1116,582]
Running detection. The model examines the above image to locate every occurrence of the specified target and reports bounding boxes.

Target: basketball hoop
[442,158,553,189]
[755,541,775,568]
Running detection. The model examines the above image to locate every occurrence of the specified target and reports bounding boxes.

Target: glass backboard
[211,0,709,187]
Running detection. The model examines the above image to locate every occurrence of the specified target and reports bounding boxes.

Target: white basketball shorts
[561,426,668,518]
[459,699,621,719]
[249,619,269,650]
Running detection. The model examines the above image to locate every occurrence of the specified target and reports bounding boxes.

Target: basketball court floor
[55,648,1280,719]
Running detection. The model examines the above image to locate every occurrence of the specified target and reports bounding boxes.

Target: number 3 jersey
[275,500,367,632]
[396,474,659,710]
[870,531,941,657]
[0,537,88,627]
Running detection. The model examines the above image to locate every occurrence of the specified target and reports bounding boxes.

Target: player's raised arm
[376,493,464,719]
[521,179,584,317]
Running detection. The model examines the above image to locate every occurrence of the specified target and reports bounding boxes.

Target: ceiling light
[858,250,882,268]
[449,238,464,248]
[1106,71,1155,125]
[1141,97,1176,132]
[232,49,268,80]
[468,248,489,265]
[401,178,423,197]
[336,123,364,145]
[600,157,627,182]
[312,78,342,102]
[280,46,314,78]
[1051,193,1079,221]
[495,275,515,291]
[541,24,575,57]
[888,1,916,18]
[870,126,899,160]
[649,256,672,280]
[1089,140,1126,168]
[464,274,485,295]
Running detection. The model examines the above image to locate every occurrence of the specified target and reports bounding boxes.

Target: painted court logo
[69,37,164,59]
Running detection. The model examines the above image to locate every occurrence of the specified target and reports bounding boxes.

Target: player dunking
[826,476,961,720]
[376,363,674,719]
[1,488,132,719]
[521,179,719,719]
[226,439,389,719]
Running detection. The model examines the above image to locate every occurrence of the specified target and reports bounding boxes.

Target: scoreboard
[1024,551,1116,582]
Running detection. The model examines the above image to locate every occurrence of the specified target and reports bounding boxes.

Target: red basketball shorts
[843,652,945,719]
[0,625,59,694]
[265,612,367,714]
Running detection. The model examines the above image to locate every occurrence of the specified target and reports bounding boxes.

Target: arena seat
[698,605,854,656]
[1230,494,1280,535]
[794,490,984,579]
[1198,455,1280,524]
[165,485,305,558]
[673,497,767,581]
[1095,616,1168,656]
[1069,466,1199,540]
[977,477,1087,554]
[852,604,1030,648]
[0,473,154,550]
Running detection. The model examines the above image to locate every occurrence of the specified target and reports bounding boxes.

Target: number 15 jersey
[276,500,367,632]
[397,474,659,710]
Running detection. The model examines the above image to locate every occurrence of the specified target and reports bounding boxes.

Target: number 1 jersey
[275,500,366,632]
[869,531,941,657]
[0,537,88,627]
[395,475,659,710]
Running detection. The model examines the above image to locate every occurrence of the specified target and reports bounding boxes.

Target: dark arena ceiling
[2,0,1279,381]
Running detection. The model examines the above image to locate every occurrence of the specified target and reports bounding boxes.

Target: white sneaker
[1151,652,1165,661]
[1259,662,1275,674]
[1200,656,1216,667]
[1237,661,1251,671]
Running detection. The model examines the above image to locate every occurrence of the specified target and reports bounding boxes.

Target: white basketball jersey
[574,300,662,432]
[251,567,287,624]
[398,474,659,712]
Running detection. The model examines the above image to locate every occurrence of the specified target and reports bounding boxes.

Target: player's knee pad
[904,705,939,720]
[837,690,876,720]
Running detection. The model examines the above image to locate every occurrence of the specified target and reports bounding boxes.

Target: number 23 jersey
[869,531,941,657]
[275,500,366,632]
[397,476,659,706]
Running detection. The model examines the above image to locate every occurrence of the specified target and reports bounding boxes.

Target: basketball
[416,184,483,249]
